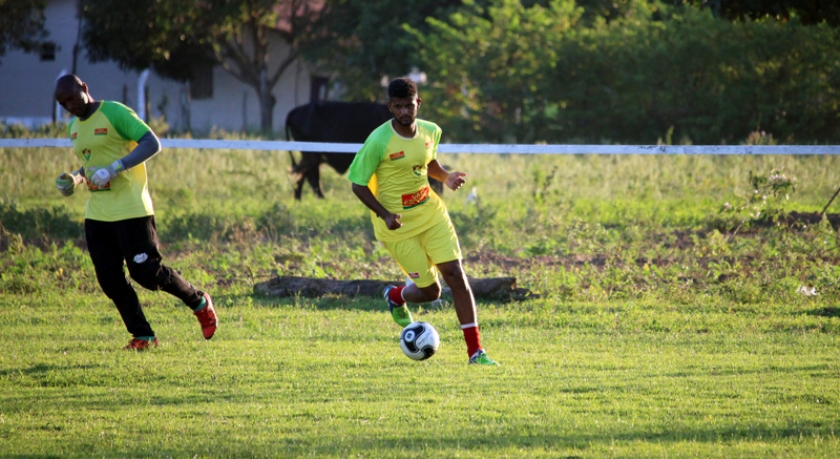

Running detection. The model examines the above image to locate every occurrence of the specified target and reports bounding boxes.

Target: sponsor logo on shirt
[408,272,420,279]
[425,141,432,148]
[401,186,430,209]
[389,151,405,160]
[94,128,108,135]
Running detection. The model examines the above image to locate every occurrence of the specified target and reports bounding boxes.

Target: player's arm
[120,130,162,169]
[351,183,402,230]
[89,103,163,187]
[89,131,161,187]
[428,159,466,191]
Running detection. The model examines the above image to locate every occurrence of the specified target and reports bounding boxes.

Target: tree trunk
[257,68,275,134]
[254,276,537,302]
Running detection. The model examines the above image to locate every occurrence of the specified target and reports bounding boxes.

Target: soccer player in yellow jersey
[53,74,217,351]
[348,78,498,365]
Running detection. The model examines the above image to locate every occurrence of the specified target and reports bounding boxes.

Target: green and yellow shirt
[348,119,450,242]
[68,101,154,222]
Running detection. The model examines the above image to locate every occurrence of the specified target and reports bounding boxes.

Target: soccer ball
[399,321,440,361]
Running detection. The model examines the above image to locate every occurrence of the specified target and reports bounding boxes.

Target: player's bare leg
[437,260,497,365]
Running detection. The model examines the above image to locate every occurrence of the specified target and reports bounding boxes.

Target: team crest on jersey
[389,151,405,161]
[82,148,91,160]
[94,128,108,135]
[412,164,423,177]
[71,132,77,140]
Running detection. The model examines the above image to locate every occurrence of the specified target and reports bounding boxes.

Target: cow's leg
[294,174,305,200]
[306,166,325,199]
[294,179,305,200]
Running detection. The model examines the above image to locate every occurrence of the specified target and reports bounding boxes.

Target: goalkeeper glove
[89,160,125,188]
[56,172,83,197]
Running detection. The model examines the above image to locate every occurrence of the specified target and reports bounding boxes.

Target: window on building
[40,42,56,61]
[310,76,329,102]
[190,65,213,100]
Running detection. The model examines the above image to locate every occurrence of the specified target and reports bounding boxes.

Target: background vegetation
[6,0,828,144]
[410,0,840,144]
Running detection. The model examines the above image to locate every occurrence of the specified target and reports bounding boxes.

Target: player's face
[388,96,421,127]
[55,83,91,118]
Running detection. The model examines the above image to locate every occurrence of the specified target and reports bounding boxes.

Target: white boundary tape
[1,138,839,155]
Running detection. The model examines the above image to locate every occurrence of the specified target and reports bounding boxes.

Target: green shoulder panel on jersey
[98,101,151,141]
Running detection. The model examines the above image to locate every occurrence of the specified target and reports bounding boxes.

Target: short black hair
[388,78,417,99]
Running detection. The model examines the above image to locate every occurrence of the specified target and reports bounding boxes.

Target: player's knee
[417,283,442,302]
[127,256,165,291]
[437,261,466,283]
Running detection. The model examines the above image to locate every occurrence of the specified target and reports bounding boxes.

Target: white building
[0,0,327,134]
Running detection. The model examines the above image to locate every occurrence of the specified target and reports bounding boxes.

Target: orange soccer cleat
[194,292,218,339]
[123,337,159,351]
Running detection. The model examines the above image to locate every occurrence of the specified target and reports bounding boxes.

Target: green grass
[1,293,838,458]
[2,142,840,457]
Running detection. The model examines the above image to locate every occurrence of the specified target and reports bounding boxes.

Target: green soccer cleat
[469,349,499,366]
[384,286,413,327]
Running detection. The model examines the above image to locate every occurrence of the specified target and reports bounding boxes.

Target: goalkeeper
[54,74,217,350]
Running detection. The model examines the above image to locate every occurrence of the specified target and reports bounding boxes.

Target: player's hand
[445,171,467,191]
[56,172,83,197]
[89,160,125,188]
[382,212,403,230]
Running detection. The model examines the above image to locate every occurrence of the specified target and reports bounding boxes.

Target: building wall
[0,0,316,134]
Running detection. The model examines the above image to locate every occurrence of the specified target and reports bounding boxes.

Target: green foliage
[0,120,67,138]
[304,0,463,101]
[413,0,840,144]
[683,0,840,27]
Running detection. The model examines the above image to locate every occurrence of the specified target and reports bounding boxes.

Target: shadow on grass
[808,307,840,318]
[49,420,838,458]
[0,204,83,249]
[0,363,99,378]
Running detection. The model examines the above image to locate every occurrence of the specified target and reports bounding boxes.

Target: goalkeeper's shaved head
[55,74,84,93]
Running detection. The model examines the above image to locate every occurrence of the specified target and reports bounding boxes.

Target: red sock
[461,324,482,357]
[388,285,406,305]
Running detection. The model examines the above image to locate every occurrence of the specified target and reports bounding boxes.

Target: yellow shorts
[383,217,462,288]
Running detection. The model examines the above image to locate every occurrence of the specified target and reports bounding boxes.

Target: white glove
[89,160,125,188]
[56,172,83,197]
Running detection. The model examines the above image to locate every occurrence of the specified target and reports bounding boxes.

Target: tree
[682,0,840,27]
[409,0,582,143]
[81,0,324,133]
[0,0,48,65]
[412,0,840,144]
[302,0,463,101]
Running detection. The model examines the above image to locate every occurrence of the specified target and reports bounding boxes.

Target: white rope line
[1,138,839,155]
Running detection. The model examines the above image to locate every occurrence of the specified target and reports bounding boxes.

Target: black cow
[285,101,390,200]
[285,101,444,200]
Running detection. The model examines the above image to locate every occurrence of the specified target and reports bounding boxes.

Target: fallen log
[254,275,537,301]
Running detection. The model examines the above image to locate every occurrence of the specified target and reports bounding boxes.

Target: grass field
[1,143,840,458]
